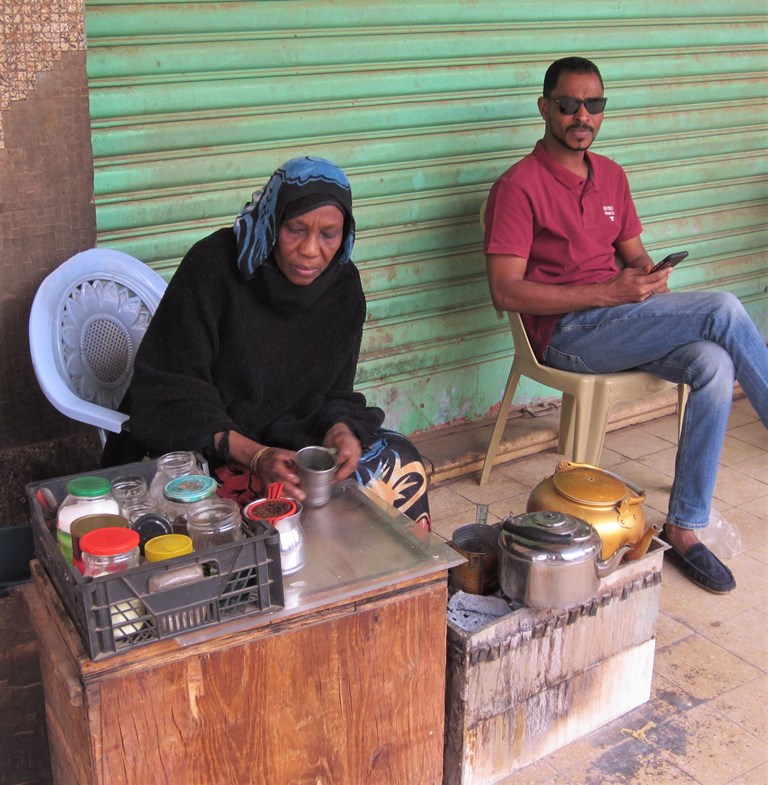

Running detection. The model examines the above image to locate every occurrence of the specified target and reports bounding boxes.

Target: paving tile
[712,466,768,509]
[725,553,768,608]
[655,611,695,649]
[604,428,674,460]
[659,562,753,631]
[718,435,767,468]
[728,422,768,450]
[637,412,682,443]
[720,506,765,553]
[445,473,529,505]
[692,606,768,671]
[728,398,761,428]
[709,673,768,744]
[494,450,564,488]
[636,446,678,481]
[653,702,767,785]
[735,496,768,525]
[487,490,529,523]
[493,758,558,785]
[653,634,761,701]
[728,761,768,785]
[428,484,476,522]
[546,728,700,785]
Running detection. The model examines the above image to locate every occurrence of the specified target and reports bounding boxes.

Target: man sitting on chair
[483,56,768,594]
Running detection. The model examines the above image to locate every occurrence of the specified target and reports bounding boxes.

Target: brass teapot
[526,460,660,561]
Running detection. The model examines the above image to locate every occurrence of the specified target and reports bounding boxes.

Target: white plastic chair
[479,310,688,484]
[29,248,167,445]
[479,199,687,485]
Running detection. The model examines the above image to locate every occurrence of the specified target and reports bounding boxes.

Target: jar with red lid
[80,527,141,577]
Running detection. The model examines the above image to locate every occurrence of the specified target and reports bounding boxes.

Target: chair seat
[479,311,687,484]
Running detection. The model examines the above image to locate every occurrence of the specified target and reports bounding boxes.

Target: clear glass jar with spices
[148,451,204,510]
[187,497,245,551]
[163,474,218,535]
[80,527,141,577]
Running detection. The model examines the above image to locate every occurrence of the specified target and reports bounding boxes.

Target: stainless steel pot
[498,510,630,609]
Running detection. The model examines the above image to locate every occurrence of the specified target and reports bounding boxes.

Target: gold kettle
[526,460,660,561]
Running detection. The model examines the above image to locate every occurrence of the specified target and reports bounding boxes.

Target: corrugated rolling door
[85,1,767,436]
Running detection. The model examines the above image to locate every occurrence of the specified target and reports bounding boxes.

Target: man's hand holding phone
[650,250,689,273]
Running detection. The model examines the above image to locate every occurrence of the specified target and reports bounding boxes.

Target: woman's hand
[254,447,304,501]
[323,422,361,481]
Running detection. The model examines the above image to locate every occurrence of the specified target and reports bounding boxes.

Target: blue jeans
[544,292,768,529]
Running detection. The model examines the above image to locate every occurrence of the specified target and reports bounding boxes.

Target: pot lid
[551,465,627,506]
[501,510,593,545]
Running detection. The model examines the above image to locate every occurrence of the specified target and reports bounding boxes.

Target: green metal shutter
[85,0,768,435]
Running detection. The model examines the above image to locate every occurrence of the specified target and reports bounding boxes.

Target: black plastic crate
[27,460,284,660]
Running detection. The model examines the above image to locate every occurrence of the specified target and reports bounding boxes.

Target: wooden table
[23,484,462,785]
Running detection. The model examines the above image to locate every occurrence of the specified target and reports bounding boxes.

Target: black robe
[103,228,384,467]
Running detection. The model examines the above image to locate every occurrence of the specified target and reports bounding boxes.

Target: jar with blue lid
[162,474,218,535]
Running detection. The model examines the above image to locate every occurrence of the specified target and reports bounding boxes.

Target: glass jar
[148,451,203,507]
[110,475,148,514]
[80,527,140,577]
[122,495,164,526]
[144,533,194,563]
[70,513,129,574]
[57,476,120,564]
[129,512,174,556]
[163,474,218,534]
[187,498,245,551]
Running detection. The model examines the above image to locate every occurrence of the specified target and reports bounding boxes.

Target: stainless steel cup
[296,446,337,507]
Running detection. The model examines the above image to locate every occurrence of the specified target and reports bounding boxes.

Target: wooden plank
[446,640,655,785]
[21,582,96,785]
[93,581,447,785]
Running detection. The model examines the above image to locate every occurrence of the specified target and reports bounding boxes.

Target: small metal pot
[448,523,499,595]
[498,510,630,609]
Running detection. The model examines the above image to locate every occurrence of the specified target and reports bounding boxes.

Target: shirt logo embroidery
[603,205,615,222]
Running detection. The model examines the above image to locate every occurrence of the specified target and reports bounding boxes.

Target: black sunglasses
[550,96,607,115]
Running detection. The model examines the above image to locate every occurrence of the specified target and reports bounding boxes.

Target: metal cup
[296,446,337,507]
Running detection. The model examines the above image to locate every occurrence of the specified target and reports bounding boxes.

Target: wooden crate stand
[443,540,667,785]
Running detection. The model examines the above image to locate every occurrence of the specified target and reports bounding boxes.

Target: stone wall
[0,0,101,526]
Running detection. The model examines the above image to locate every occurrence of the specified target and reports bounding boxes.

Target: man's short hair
[543,57,604,96]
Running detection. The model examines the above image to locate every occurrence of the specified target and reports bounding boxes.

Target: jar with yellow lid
[144,533,194,563]
[144,533,204,594]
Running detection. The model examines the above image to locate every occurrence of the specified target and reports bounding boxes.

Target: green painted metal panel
[84,0,768,436]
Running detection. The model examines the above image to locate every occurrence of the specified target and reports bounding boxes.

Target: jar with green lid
[57,476,120,564]
[163,475,218,535]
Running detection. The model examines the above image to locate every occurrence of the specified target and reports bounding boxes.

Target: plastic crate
[27,460,284,660]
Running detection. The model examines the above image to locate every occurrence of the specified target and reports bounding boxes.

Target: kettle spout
[596,543,633,578]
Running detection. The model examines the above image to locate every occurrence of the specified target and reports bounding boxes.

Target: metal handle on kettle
[501,518,574,544]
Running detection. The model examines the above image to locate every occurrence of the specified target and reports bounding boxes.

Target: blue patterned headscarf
[233,156,356,280]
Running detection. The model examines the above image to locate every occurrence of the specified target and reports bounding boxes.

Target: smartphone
[650,250,688,273]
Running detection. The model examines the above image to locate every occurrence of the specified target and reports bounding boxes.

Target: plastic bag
[698,508,742,559]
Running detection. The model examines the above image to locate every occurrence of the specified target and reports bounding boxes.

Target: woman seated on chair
[103,156,431,530]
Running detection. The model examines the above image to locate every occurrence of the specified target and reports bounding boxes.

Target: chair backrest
[29,248,167,440]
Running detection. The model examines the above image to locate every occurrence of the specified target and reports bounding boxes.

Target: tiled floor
[425,396,768,785]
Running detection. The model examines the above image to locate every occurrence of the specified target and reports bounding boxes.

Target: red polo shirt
[484,140,642,360]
